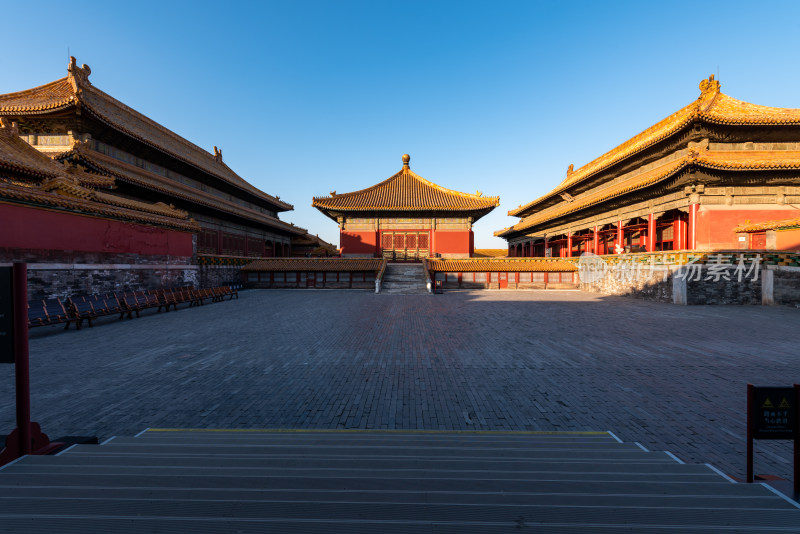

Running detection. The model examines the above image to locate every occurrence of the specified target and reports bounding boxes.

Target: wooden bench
[190,288,216,306]
[67,294,122,329]
[213,286,238,301]
[28,298,75,329]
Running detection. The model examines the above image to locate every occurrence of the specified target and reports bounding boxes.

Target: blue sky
[3,0,800,248]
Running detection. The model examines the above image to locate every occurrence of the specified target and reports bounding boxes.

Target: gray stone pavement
[1,289,798,481]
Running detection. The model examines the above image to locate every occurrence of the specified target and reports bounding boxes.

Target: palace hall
[0,57,305,265]
[496,76,800,257]
[313,154,498,259]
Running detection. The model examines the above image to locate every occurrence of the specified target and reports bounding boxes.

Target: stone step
[3,484,787,509]
[0,430,796,533]
[1,497,798,528]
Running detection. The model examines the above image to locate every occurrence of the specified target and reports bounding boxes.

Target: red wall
[0,203,193,257]
[696,206,799,250]
[776,229,800,251]
[433,230,472,255]
[340,230,377,255]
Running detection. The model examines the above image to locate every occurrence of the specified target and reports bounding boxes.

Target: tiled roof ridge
[0,118,63,179]
[0,77,76,114]
[0,58,293,212]
[496,156,691,237]
[318,167,499,203]
[0,180,199,232]
[496,146,800,238]
[312,162,499,211]
[427,258,578,272]
[66,147,307,235]
[735,216,800,233]
[507,75,800,218]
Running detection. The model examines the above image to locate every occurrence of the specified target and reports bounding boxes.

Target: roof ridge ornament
[402,153,410,169]
[699,74,720,97]
[67,56,92,86]
[0,117,19,136]
[213,146,223,163]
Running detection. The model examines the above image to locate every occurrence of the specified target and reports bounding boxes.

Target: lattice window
[382,234,394,249]
[519,272,531,283]
[394,234,405,249]
[406,234,417,249]
[197,229,218,254]
[247,237,263,257]
[474,272,487,282]
[532,273,545,282]
[418,234,429,249]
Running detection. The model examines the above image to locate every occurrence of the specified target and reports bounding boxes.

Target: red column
[593,225,599,255]
[647,213,656,252]
[688,205,698,250]
[566,233,573,258]
[544,236,549,257]
[616,220,623,252]
[217,230,223,255]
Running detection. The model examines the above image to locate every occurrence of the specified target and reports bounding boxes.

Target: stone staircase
[0,429,797,532]
[380,262,430,294]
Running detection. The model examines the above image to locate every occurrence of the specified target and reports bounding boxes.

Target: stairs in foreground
[0,430,797,532]
[380,263,430,294]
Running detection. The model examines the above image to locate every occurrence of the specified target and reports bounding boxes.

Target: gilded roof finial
[402,154,410,169]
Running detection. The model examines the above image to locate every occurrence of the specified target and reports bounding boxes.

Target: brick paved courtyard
[1,289,798,481]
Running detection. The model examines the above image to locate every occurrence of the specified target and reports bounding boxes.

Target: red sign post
[746,383,800,498]
[0,263,62,466]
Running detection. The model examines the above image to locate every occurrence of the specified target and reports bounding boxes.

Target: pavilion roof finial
[402,154,410,169]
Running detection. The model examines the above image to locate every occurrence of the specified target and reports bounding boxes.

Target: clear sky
[3,0,800,249]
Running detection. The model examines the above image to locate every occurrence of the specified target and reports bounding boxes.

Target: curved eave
[61,148,307,236]
[0,183,199,232]
[508,83,800,219]
[78,102,294,213]
[496,150,800,239]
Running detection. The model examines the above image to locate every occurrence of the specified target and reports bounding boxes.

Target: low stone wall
[23,263,197,301]
[577,252,800,306]
[1,249,197,300]
[199,264,243,289]
[579,265,673,302]
[767,267,800,307]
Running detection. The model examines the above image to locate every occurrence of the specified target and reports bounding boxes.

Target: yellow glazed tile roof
[242,258,384,272]
[0,120,198,232]
[496,157,689,237]
[507,76,800,218]
[496,148,800,238]
[312,155,499,214]
[735,216,800,233]
[472,249,508,258]
[63,146,307,236]
[427,259,577,272]
[0,58,292,212]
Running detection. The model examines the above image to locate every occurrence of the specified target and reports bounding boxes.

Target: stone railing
[374,259,388,293]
